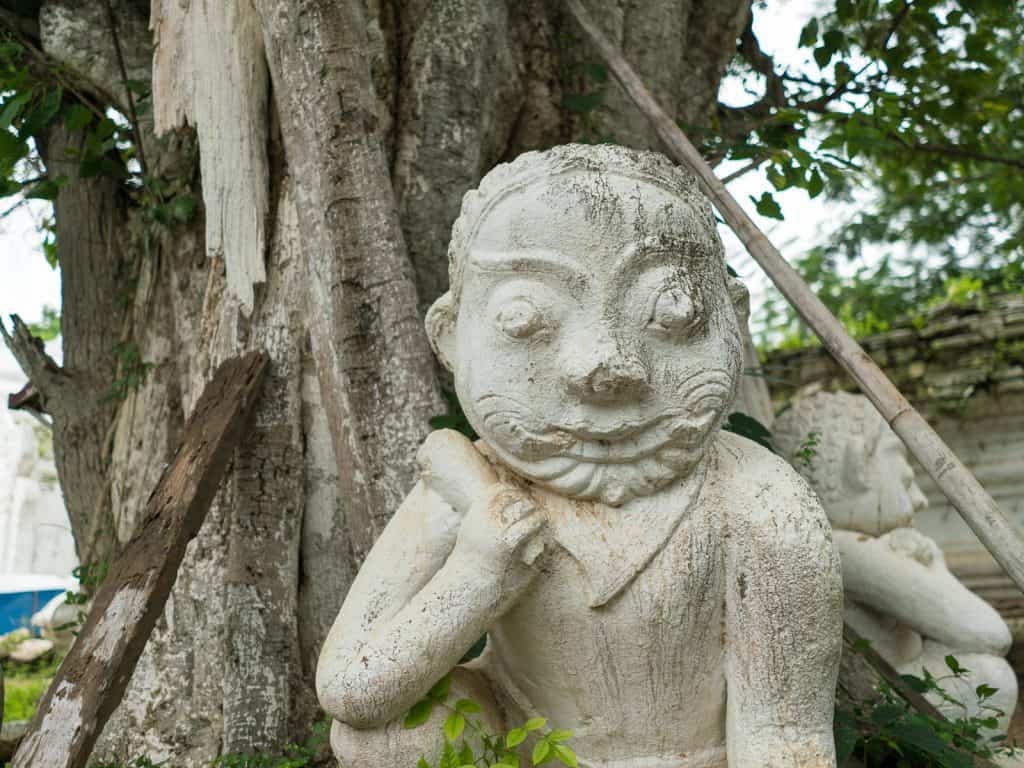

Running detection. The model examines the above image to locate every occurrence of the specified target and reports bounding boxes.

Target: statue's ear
[728,276,750,326]
[425,291,457,372]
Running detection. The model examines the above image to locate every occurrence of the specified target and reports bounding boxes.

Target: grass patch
[2,672,49,722]
[2,653,61,723]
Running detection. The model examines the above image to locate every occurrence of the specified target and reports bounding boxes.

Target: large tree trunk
[13,0,750,762]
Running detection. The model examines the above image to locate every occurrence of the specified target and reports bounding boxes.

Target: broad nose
[564,335,650,402]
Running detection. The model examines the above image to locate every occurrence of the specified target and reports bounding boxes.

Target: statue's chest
[490,503,727,713]
[503,497,727,652]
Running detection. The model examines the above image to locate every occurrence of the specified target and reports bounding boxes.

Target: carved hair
[773,391,888,505]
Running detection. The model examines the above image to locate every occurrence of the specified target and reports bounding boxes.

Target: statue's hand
[452,484,546,577]
[881,527,944,568]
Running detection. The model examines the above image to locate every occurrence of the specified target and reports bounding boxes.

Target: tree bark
[6,0,753,762]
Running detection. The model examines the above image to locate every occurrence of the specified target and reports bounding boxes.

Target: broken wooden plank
[11,350,269,768]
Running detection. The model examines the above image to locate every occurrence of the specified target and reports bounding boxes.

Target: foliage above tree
[713,0,1023,344]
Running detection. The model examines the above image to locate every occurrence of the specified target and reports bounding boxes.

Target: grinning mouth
[554,413,704,463]
[475,396,719,466]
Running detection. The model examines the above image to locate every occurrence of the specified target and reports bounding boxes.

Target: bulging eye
[648,288,699,334]
[496,298,547,339]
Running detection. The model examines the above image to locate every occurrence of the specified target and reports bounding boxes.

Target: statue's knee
[330,667,503,768]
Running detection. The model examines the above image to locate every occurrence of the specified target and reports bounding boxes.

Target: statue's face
[829,426,929,534]
[444,172,743,505]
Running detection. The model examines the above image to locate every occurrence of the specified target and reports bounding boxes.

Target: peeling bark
[152,0,270,313]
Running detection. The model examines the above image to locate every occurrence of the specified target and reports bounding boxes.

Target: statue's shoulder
[711,430,833,545]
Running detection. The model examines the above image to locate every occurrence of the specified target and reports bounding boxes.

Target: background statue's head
[426,144,748,505]
[773,391,929,535]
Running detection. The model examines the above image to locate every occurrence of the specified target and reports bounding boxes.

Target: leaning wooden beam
[11,350,269,768]
[563,0,1024,593]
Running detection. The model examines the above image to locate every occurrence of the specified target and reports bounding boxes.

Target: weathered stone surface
[317,145,843,768]
[775,392,1018,731]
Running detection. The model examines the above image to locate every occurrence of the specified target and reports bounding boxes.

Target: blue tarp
[0,574,76,635]
[0,589,64,634]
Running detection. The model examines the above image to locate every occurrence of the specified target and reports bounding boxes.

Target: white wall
[0,365,77,578]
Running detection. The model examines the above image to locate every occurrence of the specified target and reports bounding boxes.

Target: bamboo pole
[563,0,1024,592]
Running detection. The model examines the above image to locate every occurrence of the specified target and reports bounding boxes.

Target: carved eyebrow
[611,236,709,277]
[468,249,587,281]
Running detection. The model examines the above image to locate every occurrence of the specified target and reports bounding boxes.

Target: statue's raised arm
[318,144,844,768]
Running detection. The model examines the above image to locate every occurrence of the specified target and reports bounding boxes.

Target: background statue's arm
[833,528,1011,655]
[725,465,843,767]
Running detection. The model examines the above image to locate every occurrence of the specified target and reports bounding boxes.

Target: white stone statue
[774,392,1018,732]
[316,144,844,768]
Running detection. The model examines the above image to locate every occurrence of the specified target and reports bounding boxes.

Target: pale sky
[0,0,834,394]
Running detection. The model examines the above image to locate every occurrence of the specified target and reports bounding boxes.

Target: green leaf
[531,741,551,766]
[833,723,859,765]
[976,684,998,700]
[170,194,197,223]
[0,91,32,130]
[723,412,775,453]
[20,88,62,139]
[552,745,577,768]
[458,742,475,765]
[798,18,819,48]
[429,673,453,701]
[583,63,609,83]
[900,674,929,693]
[0,129,28,167]
[547,730,572,743]
[455,698,481,714]
[751,192,784,220]
[506,729,527,749]
[404,699,435,729]
[870,702,905,727]
[24,176,66,201]
[806,169,825,199]
[64,104,94,132]
[524,718,547,731]
[125,78,151,96]
[945,654,966,675]
[418,758,432,768]
[444,712,466,742]
[562,92,605,113]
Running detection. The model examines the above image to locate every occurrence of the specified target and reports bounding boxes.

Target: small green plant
[405,674,578,768]
[836,650,1019,767]
[106,342,155,401]
[59,560,110,634]
[793,430,821,468]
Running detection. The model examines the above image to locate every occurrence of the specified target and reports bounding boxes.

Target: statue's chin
[483,438,707,507]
